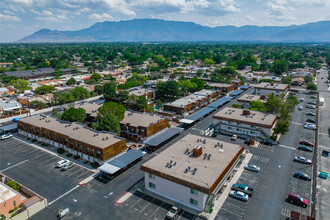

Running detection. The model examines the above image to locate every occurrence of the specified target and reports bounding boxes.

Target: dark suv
[288,193,308,208]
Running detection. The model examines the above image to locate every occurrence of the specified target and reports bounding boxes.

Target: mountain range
[18,19,330,43]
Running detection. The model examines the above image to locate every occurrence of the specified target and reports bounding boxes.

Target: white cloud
[30,9,53,16]
[9,0,33,7]
[36,14,68,22]
[0,13,21,22]
[88,13,114,22]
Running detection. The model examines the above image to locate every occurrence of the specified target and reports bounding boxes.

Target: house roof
[253,83,288,91]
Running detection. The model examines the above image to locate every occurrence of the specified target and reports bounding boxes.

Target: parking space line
[278,144,296,150]
[130,194,146,209]
[48,185,80,205]
[220,208,242,218]
[140,198,154,213]
[281,208,291,217]
[0,159,29,172]
[149,202,164,218]
[177,211,185,220]
[223,202,247,210]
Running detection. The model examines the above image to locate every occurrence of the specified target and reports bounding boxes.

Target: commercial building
[2,68,73,79]
[141,134,244,211]
[213,107,278,139]
[18,115,127,163]
[253,82,289,96]
[120,111,169,141]
[207,83,235,94]
[238,94,267,104]
[163,90,220,117]
[0,182,22,217]
[231,79,243,90]
[0,100,22,115]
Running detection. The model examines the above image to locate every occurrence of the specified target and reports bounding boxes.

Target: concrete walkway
[207,153,253,220]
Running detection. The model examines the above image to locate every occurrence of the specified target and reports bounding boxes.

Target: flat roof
[207,96,233,109]
[129,88,154,97]
[208,83,233,88]
[165,89,215,108]
[180,107,215,124]
[229,90,244,96]
[120,111,165,127]
[144,126,183,147]
[238,94,267,103]
[19,115,124,149]
[213,107,277,128]
[75,102,102,117]
[141,134,243,194]
[0,182,19,203]
[253,82,288,91]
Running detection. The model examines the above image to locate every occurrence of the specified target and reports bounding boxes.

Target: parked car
[306,105,316,109]
[308,101,316,105]
[299,140,314,147]
[293,171,311,181]
[304,123,316,130]
[229,190,249,202]
[310,95,316,99]
[0,133,13,140]
[298,106,303,111]
[244,164,260,172]
[56,160,69,168]
[293,156,312,165]
[166,206,180,219]
[61,162,74,171]
[306,112,316,116]
[297,145,313,152]
[306,118,316,123]
[288,193,308,208]
[299,98,304,102]
[231,183,254,197]
[231,135,238,141]
[261,139,277,146]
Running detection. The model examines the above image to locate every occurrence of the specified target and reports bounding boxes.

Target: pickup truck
[231,183,254,197]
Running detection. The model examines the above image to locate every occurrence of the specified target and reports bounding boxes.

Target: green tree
[6,181,20,191]
[53,91,75,105]
[264,93,282,113]
[9,79,31,93]
[92,113,120,133]
[90,73,102,81]
[156,80,180,102]
[61,107,87,123]
[204,58,215,65]
[94,85,104,95]
[29,101,47,109]
[270,60,287,75]
[232,104,241,108]
[136,96,148,112]
[71,86,90,100]
[98,102,125,121]
[66,77,76,85]
[304,75,313,84]
[0,67,8,73]
[250,100,265,111]
[103,82,117,102]
[34,85,55,95]
[306,83,317,91]
[273,120,290,135]
[52,109,62,118]
[190,77,206,91]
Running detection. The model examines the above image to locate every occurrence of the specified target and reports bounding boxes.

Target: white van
[56,160,68,168]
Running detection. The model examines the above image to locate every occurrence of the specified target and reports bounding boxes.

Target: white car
[166,206,180,219]
[244,164,260,172]
[61,162,74,171]
[299,98,304,102]
[231,135,238,141]
[304,123,316,130]
[229,190,249,202]
[56,160,69,168]
[298,106,303,111]
[293,156,312,165]
[0,133,13,140]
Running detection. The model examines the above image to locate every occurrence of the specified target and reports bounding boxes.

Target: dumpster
[322,150,330,157]
[319,170,329,179]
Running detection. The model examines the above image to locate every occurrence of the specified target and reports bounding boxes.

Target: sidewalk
[207,153,253,220]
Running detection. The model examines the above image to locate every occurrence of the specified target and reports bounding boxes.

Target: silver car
[294,156,312,165]
[229,190,249,202]
[304,123,316,130]
[166,206,180,219]
[0,133,13,140]
[244,164,260,172]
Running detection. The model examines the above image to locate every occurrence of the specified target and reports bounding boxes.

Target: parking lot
[0,138,94,203]
[117,190,197,220]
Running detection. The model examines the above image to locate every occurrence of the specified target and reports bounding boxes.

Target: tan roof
[165,89,214,108]
[75,102,102,117]
[120,111,165,127]
[213,107,277,128]
[129,88,153,97]
[238,94,267,103]
[141,134,243,194]
[20,115,124,149]
[253,82,288,91]
[208,83,233,88]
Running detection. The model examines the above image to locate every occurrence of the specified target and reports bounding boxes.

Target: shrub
[74,155,80,160]
[83,161,88,164]
[31,139,37,142]
[9,206,18,213]
[6,181,20,191]
[57,148,64,154]
[27,137,31,140]
[232,104,241,108]
[11,213,18,218]
[67,153,72,157]
[91,162,100,169]
[0,214,6,220]
[209,208,213,214]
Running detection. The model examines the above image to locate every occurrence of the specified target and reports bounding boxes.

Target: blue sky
[1,0,330,42]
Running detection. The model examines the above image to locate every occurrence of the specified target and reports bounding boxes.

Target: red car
[288,193,308,208]
[299,140,314,147]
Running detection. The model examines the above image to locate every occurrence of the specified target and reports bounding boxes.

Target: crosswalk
[257,144,275,152]
[281,209,291,217]
[251,155,269,163]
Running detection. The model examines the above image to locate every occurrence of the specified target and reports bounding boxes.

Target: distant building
[128,87,155,100]
[163,90,220,117]
[0,100,22,115]
[213,107,278,139]
[0,87,9,96]
[231,79,243,90]
[253,82,289,96]
[120,111,169,142]
[0,182,22,217]
[207,83,235,94]
[2,68,73,79]
[141,134,244,211]
[18,115,127,163]
[238,94,267,104]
